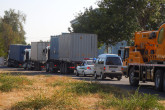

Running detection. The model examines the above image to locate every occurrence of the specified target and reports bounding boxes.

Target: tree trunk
[106,43,108,53]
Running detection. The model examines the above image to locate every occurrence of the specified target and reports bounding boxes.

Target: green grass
[12,94,51,110]
[100,90,164,110]
[50,79,164,110]
[0,73,32,92]
[12,77,164,110]
[12,90,80,110]
[51,79,128,96]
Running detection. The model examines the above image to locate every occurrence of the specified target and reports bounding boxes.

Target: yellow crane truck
[123,23,165,91]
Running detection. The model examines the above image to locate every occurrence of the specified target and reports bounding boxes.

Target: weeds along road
[0,66,165,99]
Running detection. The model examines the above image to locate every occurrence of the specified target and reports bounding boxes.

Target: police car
[76,58,95,76]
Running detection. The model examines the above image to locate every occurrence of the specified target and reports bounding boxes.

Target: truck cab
[122,23,165,92]
[23,49,31,70]
[45,46,50,61]
[24,49,31,61]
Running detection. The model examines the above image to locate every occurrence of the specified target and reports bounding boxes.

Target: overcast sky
[0,0,98,43]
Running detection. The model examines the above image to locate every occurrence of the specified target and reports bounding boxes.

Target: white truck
[23,42,49,71]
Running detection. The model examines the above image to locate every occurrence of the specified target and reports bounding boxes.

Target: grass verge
[11,76,164,110]
[0,73,32,92]
[12,89,80,110]
[100,90,164,110]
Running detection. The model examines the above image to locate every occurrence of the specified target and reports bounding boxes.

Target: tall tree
[0,9,26,57]
[70,0,165,51]
[2,9,26,44]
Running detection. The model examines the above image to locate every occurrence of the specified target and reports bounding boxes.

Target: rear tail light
[19,64,22,66]
[54,65,57,67]
[41,66,45,68]
[121,67,124,71]
[104,66,106,71]
[87,67,91,70]
[69,67,75,69]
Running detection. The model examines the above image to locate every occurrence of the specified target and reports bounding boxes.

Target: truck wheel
[94,72,97,79]
[100,72,106,80]
[46,63,49,72]
[163,74,165,92]
[129,68,139,86]
[76,70,79,76]
[7,61,11,67]
[155,69,163,91]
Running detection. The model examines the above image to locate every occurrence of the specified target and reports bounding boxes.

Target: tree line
[69,0,165,49]
[0,9,26,58]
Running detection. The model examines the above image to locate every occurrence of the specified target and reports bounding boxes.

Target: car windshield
[106,57,122,65]
[87,60,94,65]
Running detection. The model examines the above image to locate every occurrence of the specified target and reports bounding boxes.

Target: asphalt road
[0,66,165,99]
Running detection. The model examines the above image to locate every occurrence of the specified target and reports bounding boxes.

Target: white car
[94,54,123,80]
[76,59,95,76]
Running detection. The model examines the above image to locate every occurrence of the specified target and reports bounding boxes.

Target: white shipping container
[59,33,97,62]
[31,42,49,61]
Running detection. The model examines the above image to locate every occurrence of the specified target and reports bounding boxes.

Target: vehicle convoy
[46,33,98,74]
[76,58,95,76]
[8,44,31,67]
[94,54,123,80]
[123,23,165,91]
[23,42,49,71]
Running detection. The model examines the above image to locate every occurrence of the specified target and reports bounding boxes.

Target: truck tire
[7,61,11,67]
[129,68,139,86]
[24,63,27,70]
[100,72,106,80]
[94,72,97,79]
[60,64,64,74]
[155,69,163,91]
[46,63,49,72]
[64,63,68,74]
[163,74,165,92]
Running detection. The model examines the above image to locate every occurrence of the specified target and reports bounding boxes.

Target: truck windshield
[87,60,94,65]
[106,57,122,65]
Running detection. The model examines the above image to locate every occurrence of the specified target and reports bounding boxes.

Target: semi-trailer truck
[8,44,31,67]
[46,33,98,74]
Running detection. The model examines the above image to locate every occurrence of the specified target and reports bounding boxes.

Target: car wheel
[155,69,163,91]
[76,70,79,76]
[94,72,97,79]
[129,68,139,86]
[83,71,86,77]
[100,72,106,80]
